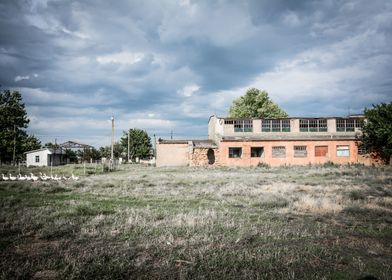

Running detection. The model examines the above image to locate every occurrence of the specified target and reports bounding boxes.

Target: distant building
[156,115,378,167]
[25,148,66,167]
[60,141,94,152]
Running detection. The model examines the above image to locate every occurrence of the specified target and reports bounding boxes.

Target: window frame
[35,155,40,163]
[336,145,350,157]
[251,147,264,158]
[315,145,328,157]
[294,146,307,158]
[234,120,253,132]
[272,146,286,158]
[262,119,271,132]
[228,147,242,158]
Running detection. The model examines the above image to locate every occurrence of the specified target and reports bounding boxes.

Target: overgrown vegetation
[360,102,392,164]
[0,164,391,279]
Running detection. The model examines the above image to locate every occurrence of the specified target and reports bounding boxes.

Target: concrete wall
[156,143,190,167]
[218,140,362,167]
[26,150,50,167]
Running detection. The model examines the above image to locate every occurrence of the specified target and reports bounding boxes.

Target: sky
[0,0,391,147]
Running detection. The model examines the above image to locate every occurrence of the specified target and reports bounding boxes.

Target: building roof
[192,140,218,148]
[158,139,218,148]
[216,116,365,120]
[60,141,93,149]
[24,147,66,154]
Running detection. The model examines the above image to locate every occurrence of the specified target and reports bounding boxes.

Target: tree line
[0,89,152,164]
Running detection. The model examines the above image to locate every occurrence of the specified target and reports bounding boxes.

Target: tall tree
[229,88,288,118]
[360,102,392,164]
[0,90,31,164]
[120,129,152,161]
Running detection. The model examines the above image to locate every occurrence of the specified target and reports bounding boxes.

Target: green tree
[0,89,32,164]
[78,148,101,162]
[20,134,41,155]
[99,143,124,159]
[360,102,392,164]
[229,88,288,118]
[65,149,78,163]
[120,129,152,161]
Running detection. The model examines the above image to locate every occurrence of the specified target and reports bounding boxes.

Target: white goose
[71,173,79,181]
[61,174,69,181]
[30,173,39,181]
[53,174,61,181]
[40,173,49,181]
[17,174,26,181]
[1,174,9,181]
[9,174,17,181]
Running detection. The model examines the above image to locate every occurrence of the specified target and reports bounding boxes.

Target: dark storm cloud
[0,0,391,146]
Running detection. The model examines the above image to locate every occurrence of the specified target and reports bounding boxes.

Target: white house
[25,148,66,167]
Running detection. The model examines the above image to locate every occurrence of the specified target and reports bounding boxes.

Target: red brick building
[156,115,374,167]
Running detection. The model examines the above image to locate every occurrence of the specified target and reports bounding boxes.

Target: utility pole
[153,134,156,159]
[111,116,114,161]
[127,129,130,163]
[13,125,16,166]
[170,130,173,140]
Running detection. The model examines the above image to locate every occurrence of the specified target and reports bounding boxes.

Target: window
[262,119,290,132]
[272,146,286,158]
[300,119,328,132]
[318,119,327,132]
[357,145,367,155]
[251,147,264,158]
[336,119,346,132]
[272,120,281,132]
[294,146,307,157]
[300,119,309,132]
[229,147,242,158]
[234,120,253,132]
[35,155,40,163]
[346,119,355,131]
[336,145,350,157]
[336,118,363,132]
[355,119,364,129]
[262,120,271,132]
[315,146,328,157]
[224,120,234,124]
[282,120,290,132]
[244,120,253,132]
[309,119,318,132]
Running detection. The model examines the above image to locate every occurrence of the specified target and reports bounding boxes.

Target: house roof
[60,141,93,149]
[24,147,65,154]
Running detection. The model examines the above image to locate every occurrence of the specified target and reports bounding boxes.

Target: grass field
[1,164,391,279]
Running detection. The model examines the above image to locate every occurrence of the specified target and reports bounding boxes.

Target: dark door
[207,149,215,165]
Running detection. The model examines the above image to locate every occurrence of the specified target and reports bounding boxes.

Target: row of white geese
[1,172,79,181]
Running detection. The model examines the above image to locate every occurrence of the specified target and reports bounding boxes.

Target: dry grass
[0,164,391,279]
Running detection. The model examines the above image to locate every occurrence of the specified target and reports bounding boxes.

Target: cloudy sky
[1,0,391,147]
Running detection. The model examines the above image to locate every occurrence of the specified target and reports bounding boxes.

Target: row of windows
[262,119,290,132]
[225,118,363,133]
[228,145,350,158]
[336,119,363,132]
[299,119,327,132]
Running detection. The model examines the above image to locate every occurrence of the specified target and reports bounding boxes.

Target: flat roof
[221,133,359,141]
